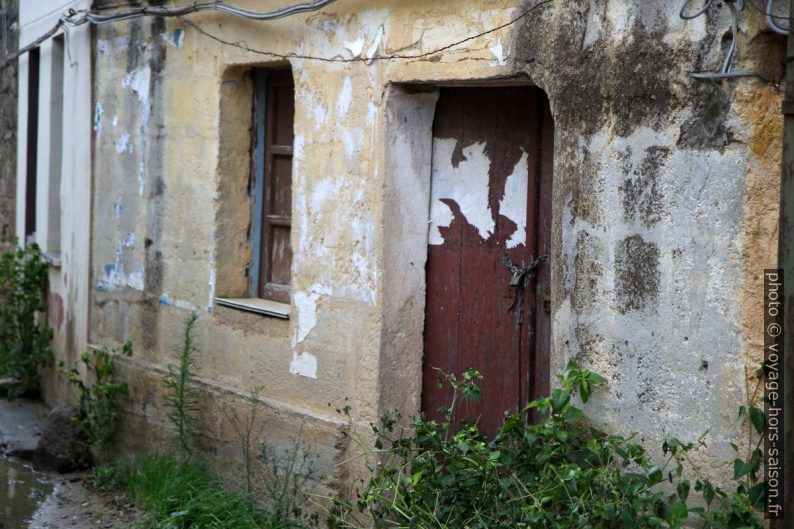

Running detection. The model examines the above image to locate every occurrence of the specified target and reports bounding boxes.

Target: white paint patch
[606,0,631,33]
[115,131,132,154]
[499,151,529,249]
[112,115,118,127]
[583,0,604,47]
[114,197,122,219]
[159,293,199,311]
[123,66,151,106]
[366,102,378,126]
[123,66,152,196]
[207,252,216,312]
[293,285,332,345]
[341,128,363,161]
[95,238,144,292]
[489,38,506,66]
[122,232,135,247]
[312,97,327,128]
[127,266,145,291]
[93,102,103,133]
[343,37,365,57]
[97,262,145,292]
[96,39,111,55]
[366,26,384,60]
[429,139,495,244]
[336,77,353,121]
[310,178,337,214]
[289,352,317,379]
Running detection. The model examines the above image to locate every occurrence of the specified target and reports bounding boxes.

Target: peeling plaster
[343,37,365,57]
[122,232,135,247]
[115,131,133,154]
[97,262,145,292]
[207,252,216,312]
[489,38,506,66]
[336,77,353,121]
[158,293,198,310]
[341,128,363,161]
[95,238,144,292]
[166,29,184,48]
[123,66,152,195]
[429,140,494,244]
[499,151,529,249]
[366,26,384,60]
[293,285,332,345]
[93,102,103,133]
[289,352,318,379]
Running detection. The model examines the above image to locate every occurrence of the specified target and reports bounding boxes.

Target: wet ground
[0,398,140,528]
[0,457,52,528]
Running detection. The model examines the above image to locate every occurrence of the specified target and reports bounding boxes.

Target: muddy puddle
[0,457,52,529]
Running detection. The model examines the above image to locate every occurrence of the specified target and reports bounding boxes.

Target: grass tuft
[120,453,282,529]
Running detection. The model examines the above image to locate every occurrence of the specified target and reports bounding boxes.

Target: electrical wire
[1,19,63,66]
[746,0,791,20]
[679,0,771,80]
[1,0,336,67]
[62,0,338,25]
[2,0,552,68]
[745,0,789,34]
[178,0,552,63]
[680,0,713,20]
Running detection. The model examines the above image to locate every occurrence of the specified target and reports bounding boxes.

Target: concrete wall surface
[0,0,18,246]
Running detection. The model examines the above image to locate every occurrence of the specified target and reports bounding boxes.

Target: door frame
[377,81,555,420]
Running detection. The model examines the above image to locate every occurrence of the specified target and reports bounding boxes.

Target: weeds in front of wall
[86,462,123,491]
[0,241,52,398]
[118,453,280,529]
[330,362,766,529]
[164,312,200,456]
[63,342,132,462]
[222,389,323,528]
[259,424,322,528]
[221,388,267,495]
[87,312,322,528]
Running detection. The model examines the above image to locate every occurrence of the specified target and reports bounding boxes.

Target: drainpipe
[779,0,794,525]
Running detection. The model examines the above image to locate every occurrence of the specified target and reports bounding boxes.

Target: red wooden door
[422,87,552,437]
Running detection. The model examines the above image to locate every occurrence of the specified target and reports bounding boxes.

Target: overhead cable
[3,0,552,67]
[179,0,552,63]
[679,0,771,80]
[61,0,337,26]
[0,0,337,67]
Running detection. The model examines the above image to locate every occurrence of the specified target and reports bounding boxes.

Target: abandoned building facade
[5,0,786,494]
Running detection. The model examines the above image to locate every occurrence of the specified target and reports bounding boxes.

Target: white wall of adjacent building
[16,0,91,400]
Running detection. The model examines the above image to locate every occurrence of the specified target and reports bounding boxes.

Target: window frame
[249,68,294,304]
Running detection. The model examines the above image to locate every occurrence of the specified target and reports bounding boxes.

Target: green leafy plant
[64,342,132,461]
[86,462,123,491]
[332,362,765,529]
[0,241,52,398]
[165,312,200,456]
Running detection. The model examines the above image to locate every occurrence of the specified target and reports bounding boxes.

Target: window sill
[43,252,62,268]
[214,297,290,319]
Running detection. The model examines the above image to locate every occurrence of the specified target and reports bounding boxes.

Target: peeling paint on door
[428,139,494,244]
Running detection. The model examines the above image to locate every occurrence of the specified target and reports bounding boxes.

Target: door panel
[422,87,552,437]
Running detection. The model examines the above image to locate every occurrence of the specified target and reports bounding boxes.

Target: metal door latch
[504,253,548,289]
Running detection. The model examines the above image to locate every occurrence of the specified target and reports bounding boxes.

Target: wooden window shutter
[256,69,294,303]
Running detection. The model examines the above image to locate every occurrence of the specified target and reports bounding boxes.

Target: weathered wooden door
[422,87,552,437]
